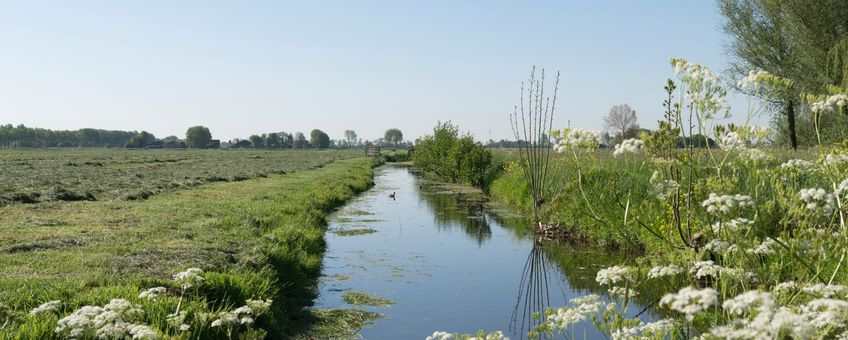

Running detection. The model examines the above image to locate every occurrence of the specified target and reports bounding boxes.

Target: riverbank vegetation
[0,156,375,338]
[424,57,848,338]
[412,121,493,188]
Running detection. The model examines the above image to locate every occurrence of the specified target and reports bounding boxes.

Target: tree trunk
[787,99,798,149]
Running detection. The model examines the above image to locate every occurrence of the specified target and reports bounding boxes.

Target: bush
[413,122,492,187]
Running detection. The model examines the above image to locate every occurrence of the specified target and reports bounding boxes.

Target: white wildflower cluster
[660,286,718,321]
[748,238,778,255]
[824,153,848,167]
[173,268,204,290]
[595,266,634,286]
[773,281,797,294]
[211,299,273,331]
[736,70,770,92]
[711,218,754,234]
[611,319,676,340]
[701,193,754,215]
[722,290,774,316]
[545,295,603,330]
[780,159,815,172]
[811,94,848,115]
[554,129,599,153]
[55,299,156,339]
[708,297,814,339]
[691,261,721,279]
[720,131,744,149]
[802,284,848,298]
[798,188,835,215]
[29,300,60,317]
[647,264,684,279]
[613,139,644,157]
[608,286,638,299]
[737,147,767,162]
[704,239,732,255]
[138,287,167,301]
[671,58,729,117]
[834,179,848,203]
[802,298,848,328]
[649,171,679,200]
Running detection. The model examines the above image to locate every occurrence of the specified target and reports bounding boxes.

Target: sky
[0,1,760,142]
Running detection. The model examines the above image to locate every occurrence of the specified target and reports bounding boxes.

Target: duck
[389,192,396,199]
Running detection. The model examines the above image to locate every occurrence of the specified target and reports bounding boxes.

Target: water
[315,165,657,339]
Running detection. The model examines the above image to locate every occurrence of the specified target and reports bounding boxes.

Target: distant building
[208,139,221,149]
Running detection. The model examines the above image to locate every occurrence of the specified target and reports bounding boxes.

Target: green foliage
[413,122,492,187]
[310,129,330,149]
[125,131,156,148]
[0,123,138,148]
[383,128,403,147]
[0,157,375,338]
[185,125,212,149]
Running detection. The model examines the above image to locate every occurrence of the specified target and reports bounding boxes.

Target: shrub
[413,122,492,187]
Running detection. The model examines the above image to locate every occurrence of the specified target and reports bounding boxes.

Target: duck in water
[389,192,396,200]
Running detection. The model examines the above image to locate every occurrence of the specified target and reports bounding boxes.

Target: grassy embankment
[0,152,376,338]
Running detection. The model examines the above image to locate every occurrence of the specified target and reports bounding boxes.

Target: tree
[162,135,180,143]
[384,129,403,149]
[185,126,212,148]
[125,131,156,148]
[266,133,281,148]
[718,0,848,148]
[293,132,307,148]
[249,135,264,148]
[603,104,638,140]
[344,130,357,147]
[310,129,330,149]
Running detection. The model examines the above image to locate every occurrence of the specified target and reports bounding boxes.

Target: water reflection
[510,242,567,338]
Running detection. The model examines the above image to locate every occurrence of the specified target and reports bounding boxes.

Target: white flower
[29,300,60,317]
[613,139,644,157]
[546,295,603,330]
[810,94,848,115]
[426,331,454,340]
[173,268,204,290]
[179,324,190,332]
[747,238,778,255]
[595,266,634,286]
[650,171,679,200]
[211,312,239,328]
[128,324,159,339]
[773,281,797,294]
[555,128,599,152]
[660,286,718,321]
[802,298,848,328]
[720,131,744,149]
[639,319,675,335]
[233,306,253,315]
[701,193,754,215]
[780,159,815,172]
[245,299,272,316]
[802,284,848,298]
[608,286,639,299]
[691,261,721,278]
[798,188,835,214]
[647,265,684,279]
[138,287,167,301]
[722,290,774,316]
[824,153,848,167]
[704,239,731,254]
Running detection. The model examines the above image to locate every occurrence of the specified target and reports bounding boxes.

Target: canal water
[314,165,656,339]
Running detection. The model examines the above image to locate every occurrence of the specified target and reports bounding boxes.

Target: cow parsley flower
[29,300,60,317]
[810,94,848,115]
[802,284,848,298]
[173,268,204,290]
[748,238,778,255]
[691,261,721,278]
[720,131,744,149]
[555,128,599,152]
[722,290,774,316]
[824,153,848,167]
[660,286,718,321]
[128,324,159,339]
[545,295,603,330]
[798,188,835,214]
[608,286,639,299]
[773,281,797,294]
[211,312,239,328]
[426,331,454,340]
[780,159,815,172]
[649,171,679,200]
[245,299,272,316]
[647,264,684,279]
[802,298,848,328]
[704,239,731,254]
[613,139,644,157]
[701,193,754,215]
[595,266,634,286]
[138,287,167,301]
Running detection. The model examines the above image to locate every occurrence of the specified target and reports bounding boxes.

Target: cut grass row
[0,156,376,338]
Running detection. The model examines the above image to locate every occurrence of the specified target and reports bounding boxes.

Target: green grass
[292,308,383,339]
[332,228,378,236]
[0,148,361,205]
[342,291,395,307]
[0,156,375,338]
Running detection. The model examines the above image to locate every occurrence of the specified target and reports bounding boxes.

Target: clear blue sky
[0,1,757,142]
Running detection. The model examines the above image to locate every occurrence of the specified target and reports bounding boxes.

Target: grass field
[0,148,361,205]
[0,150,376,338]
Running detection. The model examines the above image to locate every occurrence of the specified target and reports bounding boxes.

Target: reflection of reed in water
[510,241,565,338]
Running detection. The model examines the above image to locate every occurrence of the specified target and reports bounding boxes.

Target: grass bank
[0,157,376,338]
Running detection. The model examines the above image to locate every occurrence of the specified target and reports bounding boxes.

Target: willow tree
[509,67,559,223]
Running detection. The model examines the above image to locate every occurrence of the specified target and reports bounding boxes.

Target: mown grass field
[0,148,360,205]
[0,150,376,338]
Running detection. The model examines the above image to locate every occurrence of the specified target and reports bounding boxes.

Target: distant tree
[162,135,180,143]
[185,126,212,148]
[266,132,281,148]
[344,130,358,147]
[125,131,156,148]
[603,104,638,140]
[249,135,264,148]
[310,129,330,149]
[293,132,307,148]
[384,128,403,149]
